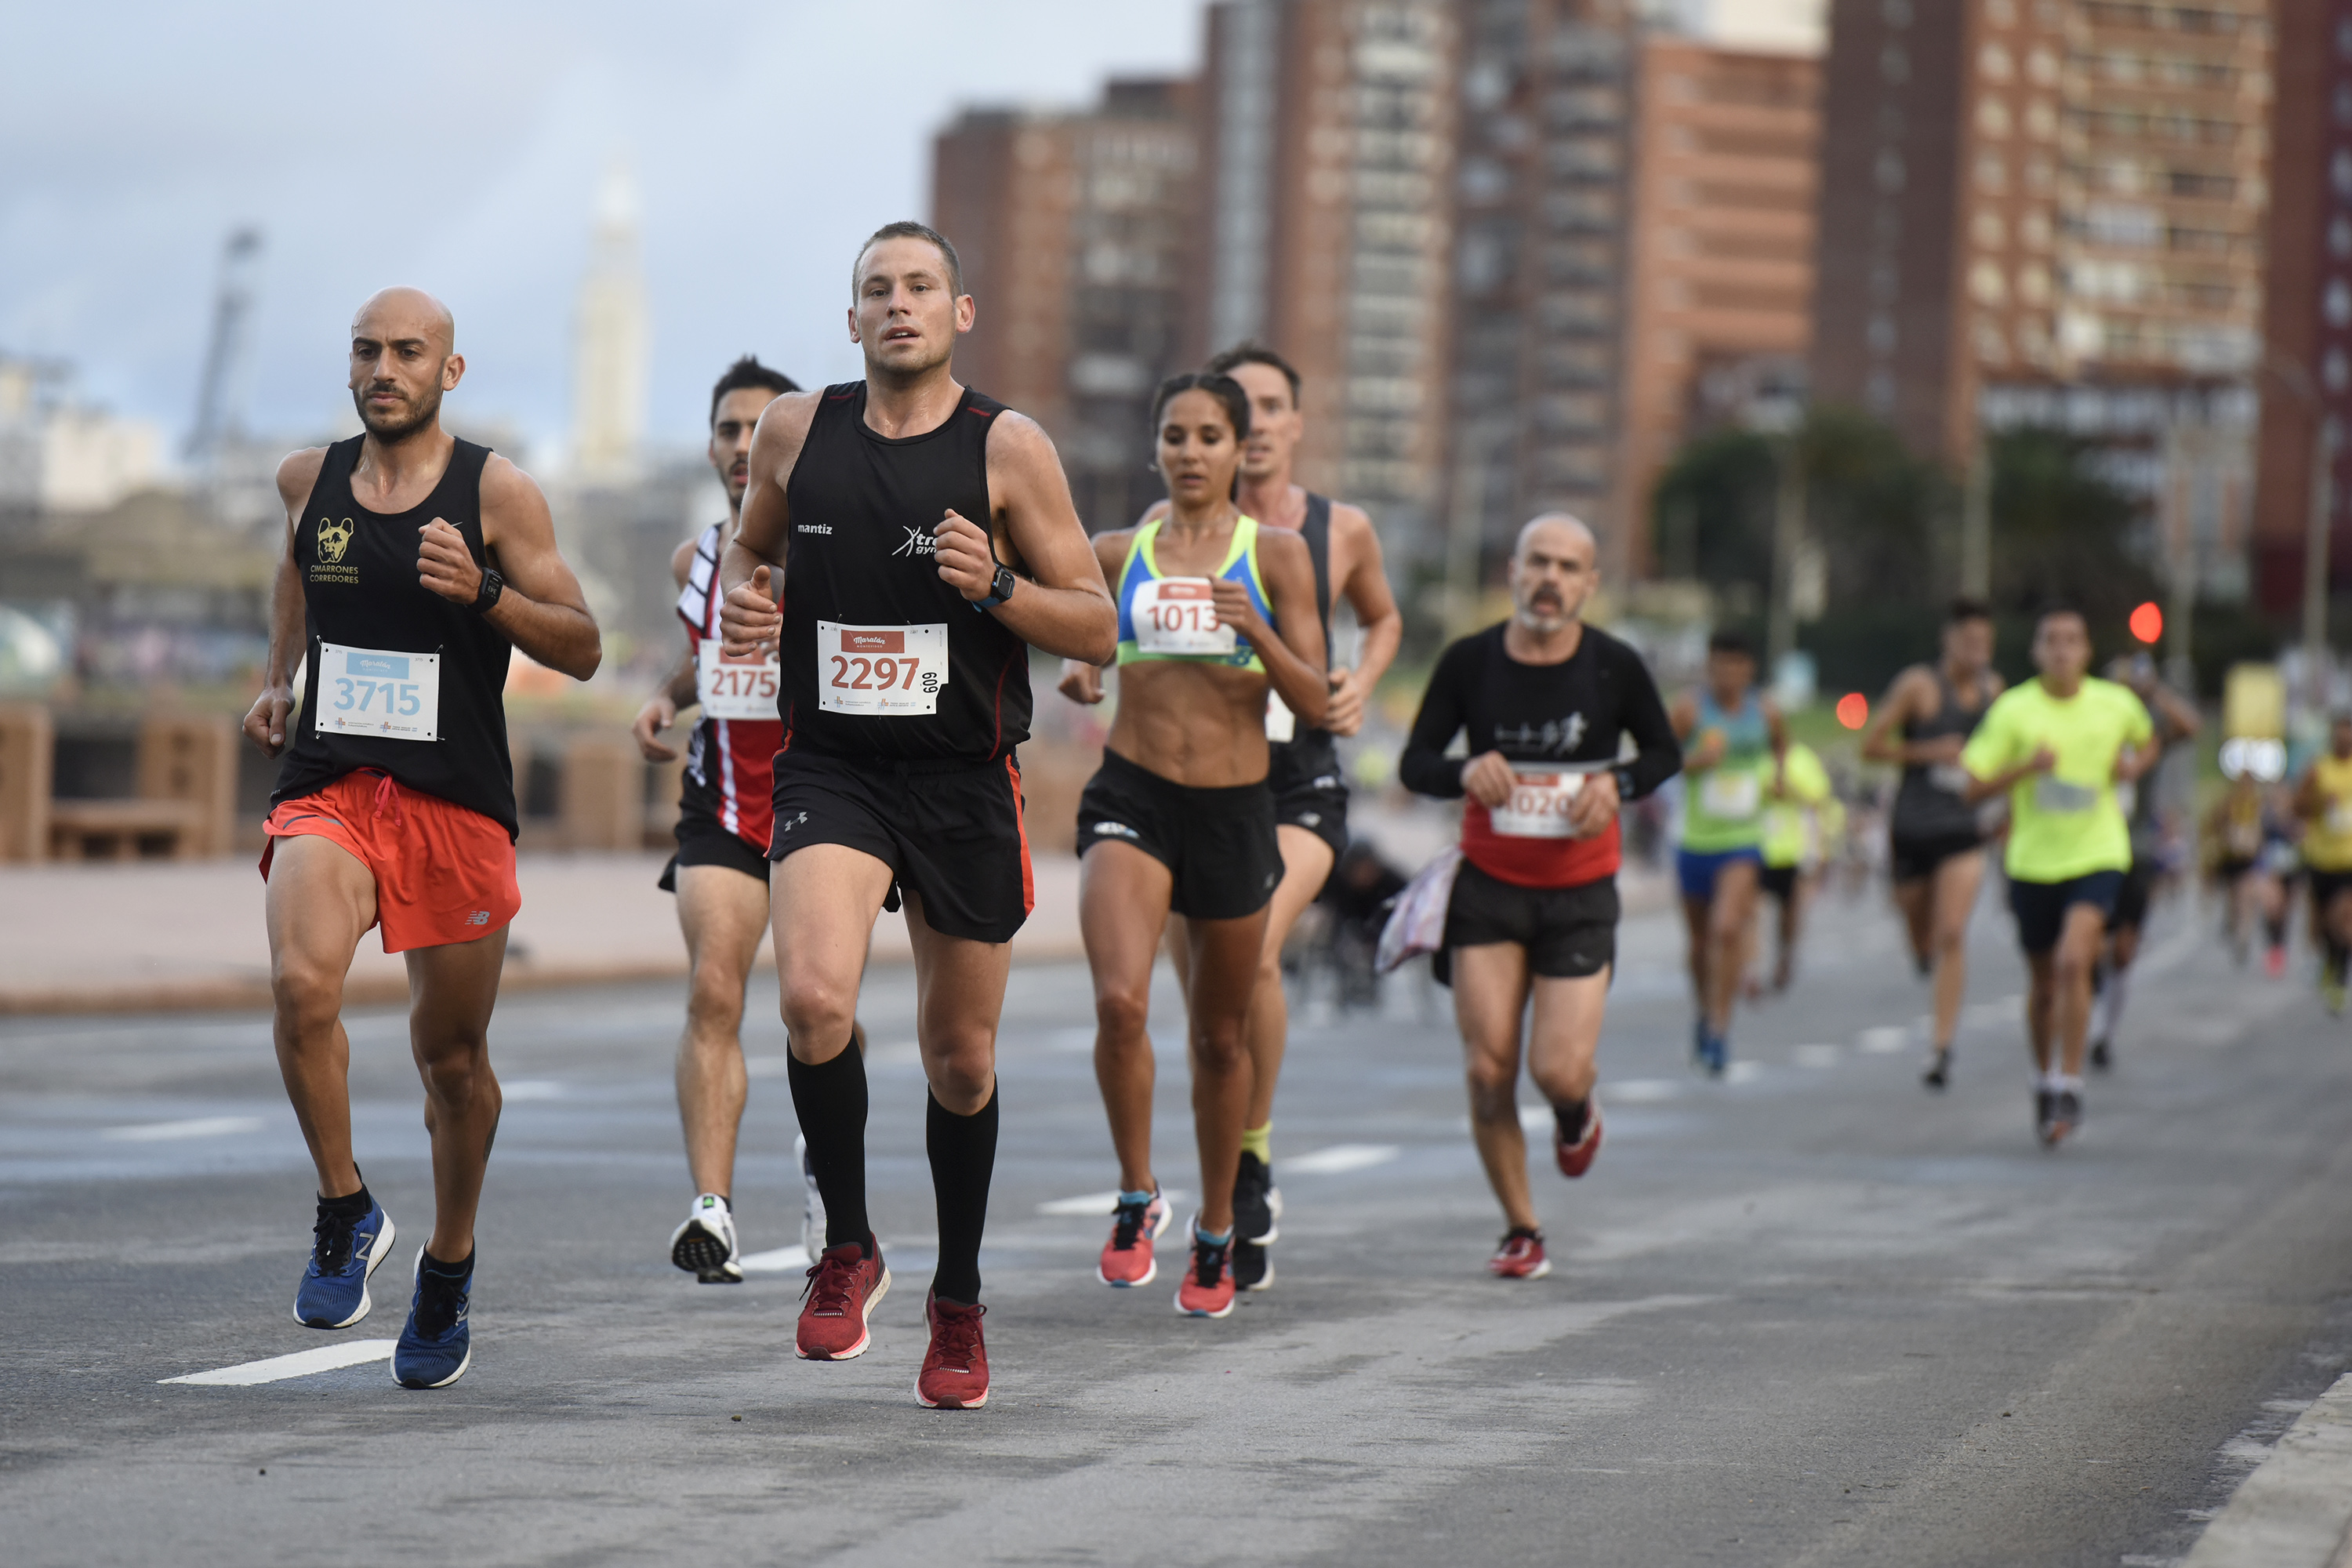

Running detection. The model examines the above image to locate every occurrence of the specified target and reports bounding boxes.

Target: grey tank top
[1891,667,1988,840]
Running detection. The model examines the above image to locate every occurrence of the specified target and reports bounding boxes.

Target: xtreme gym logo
[892,526,938,559]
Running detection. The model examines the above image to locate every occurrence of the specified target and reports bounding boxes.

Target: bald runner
[1398,516,1682,1280]
[243,288,602,1388]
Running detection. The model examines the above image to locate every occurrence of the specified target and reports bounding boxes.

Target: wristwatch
[975,563,1018,610]
[473,566,506,615]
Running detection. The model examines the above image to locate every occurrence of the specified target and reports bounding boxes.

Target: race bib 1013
[1132,578,1236,657]
[697,641,779,720]
[315,642,438,742]
[817,622,947,717]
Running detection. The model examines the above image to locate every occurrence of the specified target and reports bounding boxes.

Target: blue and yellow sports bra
[1114,514,1275,673]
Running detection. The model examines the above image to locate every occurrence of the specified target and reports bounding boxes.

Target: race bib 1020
[1132,578,1236,657]
[1492,768,1589,839]
[818,622,947,717]
[315,642,438,742]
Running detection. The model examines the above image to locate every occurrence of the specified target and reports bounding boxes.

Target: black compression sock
[927,1083,999,1305]
[1553,1098,1590,1145]
[419,1247,474,1277]
[320,1181,372,1218]
[787,1044,870,1254]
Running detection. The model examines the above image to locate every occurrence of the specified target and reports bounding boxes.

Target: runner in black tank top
[240,287,601,1390]
[715,223,1116,1409]
[1860,598,2003,1088]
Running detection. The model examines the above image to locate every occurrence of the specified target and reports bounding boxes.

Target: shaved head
[354,286,456,354]
[1515,512,1596,565]
[348,287,463,445]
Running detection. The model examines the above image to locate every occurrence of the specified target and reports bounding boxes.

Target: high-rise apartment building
[1613,38,1820,571]
[934,80,1198,532]
[2251,0,2352,610]
[1196,0,1461,556]
[1812,0,2274,470]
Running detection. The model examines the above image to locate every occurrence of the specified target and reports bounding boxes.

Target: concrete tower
[572,163,648,485]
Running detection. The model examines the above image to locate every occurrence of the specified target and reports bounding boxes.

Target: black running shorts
[1442,860,1618,981]
[2311,867,2352,909]
[1076,748,1281,920]
[2007,869,2124,955]
[768,749,1033,944]
[659,800,771,892]
[1269,735,1349,863]
[1889,828,1981,884]
[1759,862,1798,904]
[2105,857,2156,933]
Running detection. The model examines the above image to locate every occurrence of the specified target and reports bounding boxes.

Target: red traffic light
[2129,601,2164,644]
[1836,691,1868,729]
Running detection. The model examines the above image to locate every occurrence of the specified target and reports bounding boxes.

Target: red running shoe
[1488,1228,1551,1279]
[1098,1188,1170,1287]
[915,1291,989,1409]
[1554,1094,1603,1179]
[795,1238,889,1360]
[1174,1220,1236,1319]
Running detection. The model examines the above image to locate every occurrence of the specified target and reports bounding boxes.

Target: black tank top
[779,382,1029,763]
[270,436,517,835]
[1269,492,1340,789]
[1890,666,1986,840]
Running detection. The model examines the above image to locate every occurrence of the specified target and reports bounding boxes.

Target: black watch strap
[473,567,505,615]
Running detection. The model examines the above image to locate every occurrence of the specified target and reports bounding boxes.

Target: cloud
[0,0,1203,459]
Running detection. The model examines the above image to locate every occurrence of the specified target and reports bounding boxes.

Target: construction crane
[184,227,263,468]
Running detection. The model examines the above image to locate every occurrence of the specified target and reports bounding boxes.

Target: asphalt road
[5,879,2351,1567]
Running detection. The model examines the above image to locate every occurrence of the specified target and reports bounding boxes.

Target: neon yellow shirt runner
[2303,753,2352,871]
[1763,742,1834,869]
[1960,676,2152,882]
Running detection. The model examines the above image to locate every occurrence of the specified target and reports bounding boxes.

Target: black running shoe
[2034,1087,2055,1141]
[1232,1152,1279,1244]
[2089,1038,2111,1072]
[1922,1047,1951,1091]
[1232,1236,1273,1291]
[2045,1089,2081,1146]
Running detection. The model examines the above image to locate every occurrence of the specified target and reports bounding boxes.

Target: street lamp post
[2304,416,2336,699]
[1745,391,1806,671]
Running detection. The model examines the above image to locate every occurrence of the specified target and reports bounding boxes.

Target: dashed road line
[103,1116,265,1142]
[161,1339,397,1386]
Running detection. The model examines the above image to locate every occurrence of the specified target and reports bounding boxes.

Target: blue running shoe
[293,1195,395,1330]
[393,1248,473,1388]
[1699,1029,1729,1079]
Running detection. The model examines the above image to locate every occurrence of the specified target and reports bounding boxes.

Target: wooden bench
[42,713,238,862]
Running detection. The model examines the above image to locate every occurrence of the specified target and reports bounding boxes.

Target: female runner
[1058,372,1328,1318]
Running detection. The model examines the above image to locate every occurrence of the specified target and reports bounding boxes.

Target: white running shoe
[670,1193,742,1283]
[797,1134,826,1261]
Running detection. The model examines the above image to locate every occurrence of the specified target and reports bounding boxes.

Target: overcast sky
[0,1,1203,466]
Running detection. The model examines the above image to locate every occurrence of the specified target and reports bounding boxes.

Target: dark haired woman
[1058,372,1328,1318]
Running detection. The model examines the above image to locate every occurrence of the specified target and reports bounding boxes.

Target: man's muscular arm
[1325,504,1401,737]
[242,448,328,758]
[939,412,1114,665]
[423,456,600,680]
[719,391,820,655]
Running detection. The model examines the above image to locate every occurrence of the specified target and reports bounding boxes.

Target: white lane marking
[1284,1143,1400,1175]
[739,1245,809,1272]
[1519,1105,1552,1133]
[868,1040,922,1065]
[1725,1061,1766,1084]
[500,1080,564,1102]
[161,1338,397,1386]
[1857,1025,1909,1054]
[1792,1044,1842,1069]
[1039,1189,1188,1216]
[745,1054,790,1080]
[102,1116,265,1142]
[1610,1079,1682,1103]
[1045,1027,1097,1054]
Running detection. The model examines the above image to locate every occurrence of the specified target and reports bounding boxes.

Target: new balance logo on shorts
[1092,822,1140,840]
[466,911,489,926]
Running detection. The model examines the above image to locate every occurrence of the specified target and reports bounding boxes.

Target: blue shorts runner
[1677,844,1763,901]
[2006,869,2125,954]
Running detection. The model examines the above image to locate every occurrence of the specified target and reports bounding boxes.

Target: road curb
[2184,1371,2352,1568]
